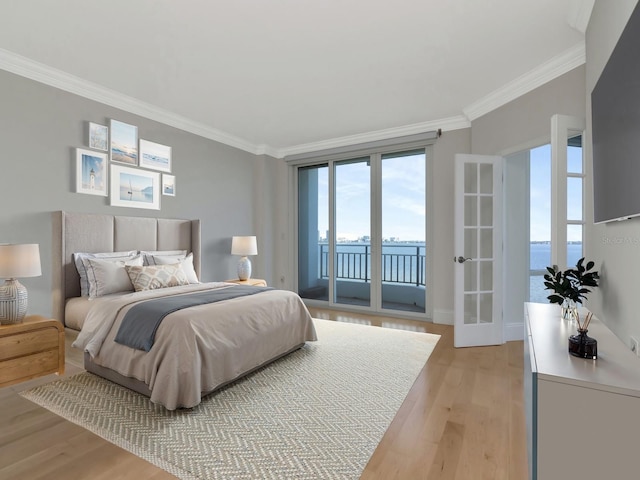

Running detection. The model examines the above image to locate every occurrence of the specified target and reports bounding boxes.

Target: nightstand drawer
[0,350,59,385]
[0,328,59,362]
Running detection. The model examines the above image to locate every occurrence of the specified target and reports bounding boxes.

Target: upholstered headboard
[52,211,201,324]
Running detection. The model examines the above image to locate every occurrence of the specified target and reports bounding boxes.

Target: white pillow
[85,255,143,298]
[152,252,199,284]
[74,251,138,296]
[125,263,190,292]
[141,250,187,266]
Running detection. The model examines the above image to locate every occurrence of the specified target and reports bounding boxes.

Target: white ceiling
[0,0,593,157]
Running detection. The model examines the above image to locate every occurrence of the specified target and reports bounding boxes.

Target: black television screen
[592,1,640,223]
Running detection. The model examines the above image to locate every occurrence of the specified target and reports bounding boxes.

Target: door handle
[455,256,472,263]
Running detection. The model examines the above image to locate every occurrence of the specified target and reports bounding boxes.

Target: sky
[530,142,583,242]
[316,153,426,242]
[310,143,582,244]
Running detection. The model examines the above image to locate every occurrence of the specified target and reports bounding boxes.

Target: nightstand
[0,315,65,388]
[225,278,268,287]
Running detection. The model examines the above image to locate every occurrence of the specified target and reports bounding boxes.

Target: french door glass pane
[381,150,426,313]
[334,158,370,306]
[297,165,328,301]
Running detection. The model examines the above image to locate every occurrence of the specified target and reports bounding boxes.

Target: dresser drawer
[0,328,59,362]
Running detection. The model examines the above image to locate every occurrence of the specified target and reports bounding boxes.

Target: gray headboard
[52,211,201,324]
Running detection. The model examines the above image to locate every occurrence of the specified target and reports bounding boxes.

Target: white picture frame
[109,119,138,165]
[88,122,108,151]
[110,164,160,210]
[162,174,176,196]
[76,148,108,196]
[139,139,172,172]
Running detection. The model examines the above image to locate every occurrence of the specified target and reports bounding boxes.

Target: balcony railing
[319,243,426,286]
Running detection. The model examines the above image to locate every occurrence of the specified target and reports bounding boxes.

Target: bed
[53,211,317,409]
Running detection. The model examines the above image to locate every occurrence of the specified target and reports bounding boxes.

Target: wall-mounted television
[591,1,640,223]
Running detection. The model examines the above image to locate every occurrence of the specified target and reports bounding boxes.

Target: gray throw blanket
[115,286,272,351]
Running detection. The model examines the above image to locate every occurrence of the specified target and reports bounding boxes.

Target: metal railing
[319,243,426,286]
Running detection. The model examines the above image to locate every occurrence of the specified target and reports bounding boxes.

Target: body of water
[317,242,582,301]
[530,242,583,303]
[530,242,583,270]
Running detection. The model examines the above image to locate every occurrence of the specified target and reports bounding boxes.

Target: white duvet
[73,283,317,409]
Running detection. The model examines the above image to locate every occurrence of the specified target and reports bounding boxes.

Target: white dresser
[524,302,640,480]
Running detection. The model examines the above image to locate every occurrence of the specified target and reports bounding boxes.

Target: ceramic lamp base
[0,278,28,324]
[237,256,252,281]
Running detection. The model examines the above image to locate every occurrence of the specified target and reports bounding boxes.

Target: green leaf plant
[543,257,599,306]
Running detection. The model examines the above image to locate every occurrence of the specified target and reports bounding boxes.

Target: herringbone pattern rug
[21,319,439,479]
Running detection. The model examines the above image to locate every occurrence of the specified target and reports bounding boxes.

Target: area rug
[20,319,439,480]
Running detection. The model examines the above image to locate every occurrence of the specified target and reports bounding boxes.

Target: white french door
[454,154,504,347]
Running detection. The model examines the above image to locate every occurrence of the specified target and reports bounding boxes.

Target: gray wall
[467,66,586,335]
[472,66,586,156]
[430,128,471,324]
[0,69,259,319]
[585,0,640,344]
[0,47,590,329]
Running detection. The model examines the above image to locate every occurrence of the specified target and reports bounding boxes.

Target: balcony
[300,243,426,312]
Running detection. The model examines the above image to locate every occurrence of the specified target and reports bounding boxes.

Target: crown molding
[254,144,282,158]
[276,115,470,158]
[567,0,595,34]
[1,44,584,158]
[463,42,586,122]
[0,48,262,155]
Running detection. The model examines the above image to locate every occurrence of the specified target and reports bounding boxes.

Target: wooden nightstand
[0,315,65,388]
[225,278,268,287]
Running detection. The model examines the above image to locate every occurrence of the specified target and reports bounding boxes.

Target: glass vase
[561,299,578,323]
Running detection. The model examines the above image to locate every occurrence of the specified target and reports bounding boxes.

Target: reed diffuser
[568,311,597,359]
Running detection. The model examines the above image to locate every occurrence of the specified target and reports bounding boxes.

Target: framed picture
[88,122,108,151]
[76,148,108,196]
[162,174,176,196]
[110,164,160,210]
[109,119,138,165]
[139,139,172,172]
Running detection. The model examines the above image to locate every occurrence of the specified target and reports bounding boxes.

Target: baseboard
[504,322,524,342]
[431,310,523,340]
[433,309,453,325]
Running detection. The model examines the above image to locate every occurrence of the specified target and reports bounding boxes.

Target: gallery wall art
[75,118,175,209]
[75,148,108,196]
[110,164,160,210]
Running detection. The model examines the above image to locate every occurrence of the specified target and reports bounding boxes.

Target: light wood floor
[0,310,527,479]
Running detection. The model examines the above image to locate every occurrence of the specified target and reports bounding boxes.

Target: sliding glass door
[334,158,371,307]
[297,165,329,301]
[296,147,429,317]
[381,151,426,313]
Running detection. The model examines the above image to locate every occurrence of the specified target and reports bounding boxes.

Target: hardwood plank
[0,308,527,479]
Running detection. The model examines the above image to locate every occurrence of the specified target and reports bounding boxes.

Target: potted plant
[543,257,599,320]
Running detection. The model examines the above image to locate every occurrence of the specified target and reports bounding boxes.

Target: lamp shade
[0,244,42,278]
[231,236,258,256]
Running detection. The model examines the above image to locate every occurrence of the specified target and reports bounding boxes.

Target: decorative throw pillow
[74,250,138,297]
[141,249,187,266]
[125,264,190,292]
[151,252,199,284]
[85,255,143,298]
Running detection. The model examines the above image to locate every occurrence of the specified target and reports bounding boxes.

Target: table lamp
[231,236,257,281]
[0,244,42,324]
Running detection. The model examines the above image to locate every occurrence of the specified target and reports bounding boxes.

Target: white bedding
[73,283,317,409]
